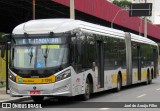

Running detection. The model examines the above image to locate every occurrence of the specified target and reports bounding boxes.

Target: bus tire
[145,71,150,85]
[81,78,91,101]
[31,96,44,102]
[116,75,122,92]
[149,73,152,84]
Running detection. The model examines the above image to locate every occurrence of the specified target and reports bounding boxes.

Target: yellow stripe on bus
[112,74,118,84]
[112,73,126,84]
[135,72,138,80]
[142,70,147,79]
[135,70,147,80]
[122,73,126,82]
[16,75,56,84]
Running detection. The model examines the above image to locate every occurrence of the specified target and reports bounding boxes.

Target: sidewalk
[0,87,31,103]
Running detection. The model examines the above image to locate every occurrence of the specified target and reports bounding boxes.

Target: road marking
[137,94,146,98]
[99,108,110,110]
[156,88,160,90]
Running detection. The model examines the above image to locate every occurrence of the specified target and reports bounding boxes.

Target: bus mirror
[1,45,5,58]
[2,34,11,40]
[2,34,15,43]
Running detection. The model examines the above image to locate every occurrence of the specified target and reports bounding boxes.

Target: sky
[153,0,160,24]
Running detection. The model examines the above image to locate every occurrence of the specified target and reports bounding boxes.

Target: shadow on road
[22,80,158,108]
[89,81,156,100]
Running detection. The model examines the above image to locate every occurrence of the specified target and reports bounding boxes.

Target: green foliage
[113,0,131,9]
[0,82,6,88]
[146,18,152,23]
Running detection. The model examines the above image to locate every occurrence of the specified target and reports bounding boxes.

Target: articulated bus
[1,19,159,102]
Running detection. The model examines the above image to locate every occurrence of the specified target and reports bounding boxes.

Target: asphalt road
[1,77,160,111]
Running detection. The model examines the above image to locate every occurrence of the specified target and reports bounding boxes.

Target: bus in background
[1,19,159,102]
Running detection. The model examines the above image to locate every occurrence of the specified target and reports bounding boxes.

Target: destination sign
[15,37,66,45]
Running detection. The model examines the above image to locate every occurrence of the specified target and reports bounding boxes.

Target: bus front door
[97,40,104,88]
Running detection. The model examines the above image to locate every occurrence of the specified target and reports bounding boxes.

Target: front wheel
[80,78,91,101]
[31,96,44,102]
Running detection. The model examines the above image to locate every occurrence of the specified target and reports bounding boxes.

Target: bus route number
[41,78,53,83]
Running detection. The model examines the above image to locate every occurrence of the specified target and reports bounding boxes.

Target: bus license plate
[30,90,40,95]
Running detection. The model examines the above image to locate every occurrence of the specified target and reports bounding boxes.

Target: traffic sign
[129,3,152,17]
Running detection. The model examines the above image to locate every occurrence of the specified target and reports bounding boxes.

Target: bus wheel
[116,75,122,92]
[149,74,152,84]
[81,78,91,101]
[31,96,44,102]
[145,76,149,85]
[145,71,150,85]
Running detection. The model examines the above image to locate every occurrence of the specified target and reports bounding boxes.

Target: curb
[0,96,31,103]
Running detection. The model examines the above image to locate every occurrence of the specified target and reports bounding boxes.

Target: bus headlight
[9,72,16,82]
[56,70,71,82]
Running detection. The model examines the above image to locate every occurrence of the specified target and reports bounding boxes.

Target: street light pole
[70,0,75,19]
[111,9,126,28]
[144,0,147,37]
[33,0,35,20]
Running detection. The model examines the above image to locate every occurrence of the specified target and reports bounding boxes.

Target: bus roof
[12,18,157,46]
[12,18,124,36]
[130,33,157,46]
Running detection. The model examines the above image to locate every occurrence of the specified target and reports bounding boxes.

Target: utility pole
[70,0,75,19]
[33,0,36,20]
[144,0,147,37]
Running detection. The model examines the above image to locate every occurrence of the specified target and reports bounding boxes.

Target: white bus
[1,19,159,102]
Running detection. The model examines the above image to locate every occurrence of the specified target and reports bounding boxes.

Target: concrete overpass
[0,0,160,42]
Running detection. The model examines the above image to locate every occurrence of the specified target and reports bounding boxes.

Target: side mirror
[1,45,5,58]
[2,34,15,44]
[2,34,11,41]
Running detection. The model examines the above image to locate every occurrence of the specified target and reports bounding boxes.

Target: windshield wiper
[28,47,33,65]
[42,46,49,66]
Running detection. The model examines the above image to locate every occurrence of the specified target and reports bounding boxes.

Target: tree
[113,0,131,9]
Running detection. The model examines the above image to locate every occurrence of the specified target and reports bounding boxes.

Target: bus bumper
[8,77,72,97]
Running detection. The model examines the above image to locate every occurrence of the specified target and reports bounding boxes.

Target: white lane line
[137,94,146,98]
[99,108,110,110]
[156,88,160,90]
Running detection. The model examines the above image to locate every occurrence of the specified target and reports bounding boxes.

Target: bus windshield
[11,36,69,69]
[13,46,36,68]
[37,44,68,68]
